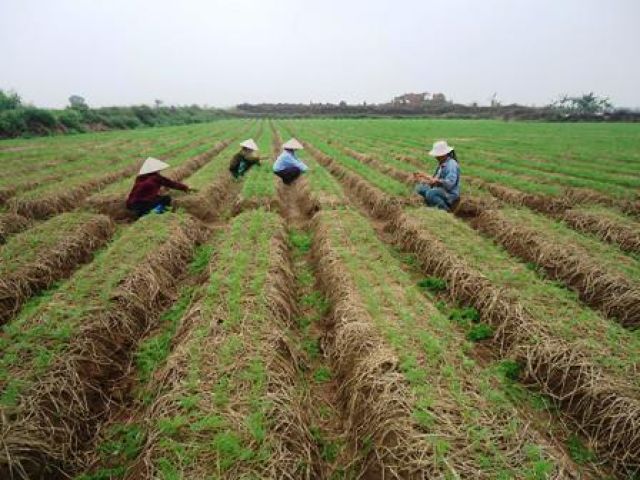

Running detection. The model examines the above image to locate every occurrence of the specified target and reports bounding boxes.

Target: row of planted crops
[0,118,639,479]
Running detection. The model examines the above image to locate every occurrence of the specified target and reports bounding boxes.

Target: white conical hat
[139,157,170,175]
[240,139,259,151]
[428,140,454,157]
[282,138,304,150]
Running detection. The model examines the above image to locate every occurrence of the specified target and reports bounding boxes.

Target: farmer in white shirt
[273,138,308,185]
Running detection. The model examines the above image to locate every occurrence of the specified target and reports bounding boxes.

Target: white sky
[1,0,639,108]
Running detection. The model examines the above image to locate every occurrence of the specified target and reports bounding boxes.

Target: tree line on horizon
[0,91,227,139]
[236,91,639,121]
[1,89,638,140]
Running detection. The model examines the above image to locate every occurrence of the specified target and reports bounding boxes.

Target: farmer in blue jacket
[273,138,308,185]
[414,140,461,211]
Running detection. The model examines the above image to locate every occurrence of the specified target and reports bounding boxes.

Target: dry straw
[132,222,319,479]
[474,209,640,328]
[0,213,31,243]
[8,165,140,219]
[0,214,115,325]
[87,140,232,220]
[560,209,640,254]
[296,135,640,475]
[304,142,402,220]
[0,217,207,479]
[471,179,640,253]
[311,215,436,478]
[388,212,640,475]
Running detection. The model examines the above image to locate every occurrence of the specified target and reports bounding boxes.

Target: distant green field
[288,118,640,199]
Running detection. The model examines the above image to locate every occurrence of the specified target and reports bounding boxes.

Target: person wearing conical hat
[414,140,461,211]
[229,139,261,179]
[273,138,308,185]
[126,157,193,218]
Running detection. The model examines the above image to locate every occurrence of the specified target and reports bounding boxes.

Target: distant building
[391,92,447,106]
[392,92,428,106]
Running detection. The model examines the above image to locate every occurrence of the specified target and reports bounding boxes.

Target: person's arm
[293,156,309,172]
[434,163,458,192]
[246,154,261,166]
[414,172,434,183]
[158,174,189,192]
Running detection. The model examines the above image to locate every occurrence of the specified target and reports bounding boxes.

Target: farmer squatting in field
[273,138,308,185]
[229,138,261,178]
[414,140,461,211]
[126,157,195,217]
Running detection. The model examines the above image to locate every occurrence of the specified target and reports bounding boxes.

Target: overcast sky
[1,0,639,109]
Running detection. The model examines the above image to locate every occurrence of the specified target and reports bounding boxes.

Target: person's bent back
[126,157,191,218]
[273,138,308,185]
[229,138,261,179]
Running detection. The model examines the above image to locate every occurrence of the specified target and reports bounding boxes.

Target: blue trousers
[415,184,452,211]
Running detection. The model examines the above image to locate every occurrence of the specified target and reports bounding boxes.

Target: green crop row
[0,123,216,189]
[274,123,345,203]
[316,208,574,478]
[291,124,409,197]
[238,122,277,203]
[80,210,310,479]
[0,213,194,404]
[302,119,640,199]
[406,206,640,391]
[185,122,261,190]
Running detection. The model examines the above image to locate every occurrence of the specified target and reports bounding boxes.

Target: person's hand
[188,187,198,193]
[418,174,435,184]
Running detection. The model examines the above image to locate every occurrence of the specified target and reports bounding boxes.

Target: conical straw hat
[139,157,170,175]
[239,139,259,151]
[282,138,304,150]
[428,140,454,157]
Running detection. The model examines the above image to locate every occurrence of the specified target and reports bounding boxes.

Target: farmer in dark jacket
[229,139,261,178]
[414,140,461,211]
[126,157,192,217]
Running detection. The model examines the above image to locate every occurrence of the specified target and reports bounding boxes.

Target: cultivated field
[0,118,639,479]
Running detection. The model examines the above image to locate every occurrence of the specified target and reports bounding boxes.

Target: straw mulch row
[7,164,143,219]
[469,178,571,214]
[564,187,640,220]
[470,179,640,253]
[0,177,61,206]
[388,212,640,476]
[327,140,640,327]
[124,211,319,479]
[303,142,402,220]
[0,215,207,479]
[559,208,640,255]
[622,199,640,220]
[312,209,578,478]
[473,209,640,328]
[175,173,238,221]
[86,138,234,221]
[302,137,640,476]
[0,212,31,244]
[0,213,115,325]
[311,214,435,478]
[334,143,414,184]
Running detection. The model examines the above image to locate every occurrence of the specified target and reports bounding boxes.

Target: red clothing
[126,173,188,207]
